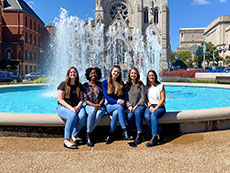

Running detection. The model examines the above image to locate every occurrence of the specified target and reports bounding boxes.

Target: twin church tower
[94,0,170,69]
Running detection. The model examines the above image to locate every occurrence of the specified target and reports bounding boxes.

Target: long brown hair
[107,65,123,96]
[64,67,81,99]
[126,67,143,88]
[146,70,161,88]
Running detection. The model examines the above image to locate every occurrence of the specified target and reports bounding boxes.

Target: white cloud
[192,0,210,5]
[220,0,227,3]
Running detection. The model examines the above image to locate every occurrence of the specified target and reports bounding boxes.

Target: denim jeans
[127,105,145,132]
[106,104,127,132]
[85,105,105,133]
[144,104,166,135]
[56,104,86,139]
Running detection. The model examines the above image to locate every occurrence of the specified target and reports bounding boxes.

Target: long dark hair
[146,70,161,87]
[126,67,143,88]
[65,67,81,99]
[107,65,123,96]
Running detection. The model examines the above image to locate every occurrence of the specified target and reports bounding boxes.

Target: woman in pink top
[144,70,166,147]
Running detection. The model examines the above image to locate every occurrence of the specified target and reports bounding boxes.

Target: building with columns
[94,0,170,69]
[0,0,45,75]
[177,15,230,58]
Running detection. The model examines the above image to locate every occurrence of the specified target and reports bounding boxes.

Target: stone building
[176,28,205,52]
[0,0,45,74]
[94,0,170,69]
[204,15,230,57]
[177,15,230,58]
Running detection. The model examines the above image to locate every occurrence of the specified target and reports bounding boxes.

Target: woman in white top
[144,70,166,147]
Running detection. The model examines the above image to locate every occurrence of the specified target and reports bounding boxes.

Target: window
[30,34,32,45]
[34,52,36,61]
[25,32,28,44]
[30,65,32,72]
[144,8,149,24]
[34,21,36,32]
[38,37,40,47]
[25,50,28,60]
[38,24,40,33]
[25,16,27,27]
[6,49,11,60]
[109,2,128,20]
[25,65,28,74]
[154,8,158,24]
[30,19,32,29]
[30,51,32,61]
[34,66,36,72]
[18,50,21,60]
[34,36,36,46]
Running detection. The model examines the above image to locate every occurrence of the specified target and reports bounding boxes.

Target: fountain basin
[1,83,230,134]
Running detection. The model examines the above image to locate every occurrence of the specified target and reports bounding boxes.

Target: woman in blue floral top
[83,67,105,147]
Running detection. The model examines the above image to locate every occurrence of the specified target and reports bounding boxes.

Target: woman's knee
[116,105,124,112]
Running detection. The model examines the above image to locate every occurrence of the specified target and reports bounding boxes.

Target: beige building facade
[177,28,205,52]
[94,0,171,69]
[177,15,230,58]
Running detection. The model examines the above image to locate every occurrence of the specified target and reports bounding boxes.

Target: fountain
[49,8,161,85]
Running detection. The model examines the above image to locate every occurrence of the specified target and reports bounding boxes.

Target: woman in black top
[57,67,86,149]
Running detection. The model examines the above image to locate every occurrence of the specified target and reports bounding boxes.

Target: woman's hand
[93,104,101,110]
[73,106,80,113]
[117,99,124,105]
[149,106,157,113]
[128,106,133,113]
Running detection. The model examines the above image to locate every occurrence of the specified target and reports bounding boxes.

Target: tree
[195,42,219,67]
[176,51,192,67]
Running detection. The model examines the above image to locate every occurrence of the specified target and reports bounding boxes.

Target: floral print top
[83,82,104,104]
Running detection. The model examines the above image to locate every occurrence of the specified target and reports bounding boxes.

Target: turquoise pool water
[1,86,230,113]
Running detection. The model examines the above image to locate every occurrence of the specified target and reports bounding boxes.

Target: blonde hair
[107,65,123,96]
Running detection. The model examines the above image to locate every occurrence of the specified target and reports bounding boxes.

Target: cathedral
[94,0,170,69]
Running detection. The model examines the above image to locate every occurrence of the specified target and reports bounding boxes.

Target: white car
[24,72,43,81]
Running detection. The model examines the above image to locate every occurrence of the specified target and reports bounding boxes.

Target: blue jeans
[127,105,145,132]
[106,104,127,132]
[85,105,105,133]
[56,104,86,139]
[144,104,166,135]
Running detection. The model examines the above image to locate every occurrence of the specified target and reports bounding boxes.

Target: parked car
[0,71,21,83]
[24,72,43,81]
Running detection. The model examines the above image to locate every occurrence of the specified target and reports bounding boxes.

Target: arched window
[144,8,149,24]
[154,8,158,24]
[6,49,11,60]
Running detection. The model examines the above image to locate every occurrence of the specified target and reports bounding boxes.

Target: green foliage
[196,41,223,67]
[172,60,187,69]
[33,77,49,84]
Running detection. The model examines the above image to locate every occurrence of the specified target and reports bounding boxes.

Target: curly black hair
[85,67,102,81]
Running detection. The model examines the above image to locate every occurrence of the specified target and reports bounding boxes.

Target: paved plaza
[0,130,230,172]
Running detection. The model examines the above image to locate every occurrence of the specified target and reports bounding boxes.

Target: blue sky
[24,0,230,51]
